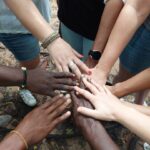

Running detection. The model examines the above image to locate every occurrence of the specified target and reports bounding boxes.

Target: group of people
[0,0,150,149]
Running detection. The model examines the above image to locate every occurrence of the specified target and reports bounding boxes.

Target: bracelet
[21,67,27,89]
[10,130,28,149]
[41,32,60,49]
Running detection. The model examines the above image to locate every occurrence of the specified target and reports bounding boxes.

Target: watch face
[89,50,101,60]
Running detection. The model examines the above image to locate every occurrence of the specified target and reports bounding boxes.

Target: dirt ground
[0,0,149,150]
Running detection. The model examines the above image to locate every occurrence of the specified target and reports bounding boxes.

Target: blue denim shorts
[120,24,150,74]
[0,33,40,61]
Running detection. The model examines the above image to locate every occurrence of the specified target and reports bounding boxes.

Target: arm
[0,65,76,96]
[92,0,150,84]
[93,0,124,53]
[74,78,150,143]
[85,0,123,68]
[4,0,89,73]
[0,95,71,150]
[109,68,150,97]
[71,82,119,150]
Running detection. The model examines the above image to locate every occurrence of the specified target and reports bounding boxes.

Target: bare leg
[20,55,40,69]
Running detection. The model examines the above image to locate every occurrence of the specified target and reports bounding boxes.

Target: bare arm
[4,0,89,73]
[74,78,150,143]
[96,0,150,76]
[110,68,150,97]
[93,0,124,52]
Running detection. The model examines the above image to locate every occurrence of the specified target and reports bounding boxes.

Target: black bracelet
[21,67,27,89]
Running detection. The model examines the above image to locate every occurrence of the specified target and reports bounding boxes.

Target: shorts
[0,33,40,61]
[120,24,150,74]
[60,23,94,61]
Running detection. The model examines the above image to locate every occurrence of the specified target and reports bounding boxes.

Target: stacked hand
[74,77,123,121]
[47,37,91,74]
[27,67,77,96]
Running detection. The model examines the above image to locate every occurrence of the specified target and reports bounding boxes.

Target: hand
[27,68,76,96]
[88,67,107,86]
[15,95,71,146]
[74,77,123,121]
[47,37,90,74]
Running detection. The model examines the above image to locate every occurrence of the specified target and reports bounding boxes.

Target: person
[58,0,123,62]
[1,0,90,74]
[88,0,150,103]
[0,95,71,150]
[0,65,76,96]
[107,68,150,98]
[58,0,150,103]
[74,77,150,144]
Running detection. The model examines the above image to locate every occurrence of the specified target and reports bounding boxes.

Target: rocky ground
[0,0,149,149]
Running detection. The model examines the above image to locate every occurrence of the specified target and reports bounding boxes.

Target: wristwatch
[88,50,101,60]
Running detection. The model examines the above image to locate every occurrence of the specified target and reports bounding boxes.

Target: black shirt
[58,0,105,40]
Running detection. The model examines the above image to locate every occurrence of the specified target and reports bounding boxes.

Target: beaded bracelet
[41,32,60,49]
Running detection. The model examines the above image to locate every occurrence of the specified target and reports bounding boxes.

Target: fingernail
[67,99,71,103]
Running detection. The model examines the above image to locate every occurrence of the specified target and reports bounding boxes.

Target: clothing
[0,34,40,61]
[120,24,150,74]
[144,15,150,31]
[0,0,50,61]
[58,0,105,40]
[0,0,51,33]
[60,23,93,61]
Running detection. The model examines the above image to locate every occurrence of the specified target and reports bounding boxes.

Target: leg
[0,33,40,69]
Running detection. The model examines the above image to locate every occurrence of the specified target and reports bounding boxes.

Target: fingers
[41,95,63,109]
[77,107,98,119]
[103,85,112,95]
[55,63,63,72]
[50,98,71,119]
[52,72,75,78]
[62,65,70,72]
[74,58,91,75]
[46,96,67,114]
[68,61,81,79]
[82,77,99,95]
[56,78,77,86]
[53,84,74,91]
[51,111,71,128]
[74,86,94,103]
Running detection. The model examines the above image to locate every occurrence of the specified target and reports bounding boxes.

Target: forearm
[0,65,23,86]
[93,0,123,52]
[115,104,150,143]
[96,0,150,75]
[5,0,53,41]
[0,133,25,150]
[113,68,150,97]
[122,101,150,116]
